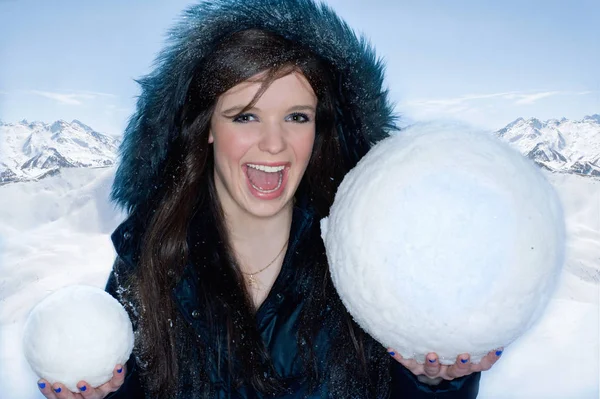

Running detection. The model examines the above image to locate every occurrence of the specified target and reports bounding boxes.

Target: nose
[258,121,286,154]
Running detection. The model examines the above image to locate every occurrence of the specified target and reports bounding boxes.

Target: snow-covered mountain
[0,119,120,185]
[2,115,598,185]
[497,114,600,178]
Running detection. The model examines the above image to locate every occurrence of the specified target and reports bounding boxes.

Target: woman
[38,1,500,398]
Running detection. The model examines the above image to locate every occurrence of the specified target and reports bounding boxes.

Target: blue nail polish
[38,382,45,389]
[80,385,87,392]
[388,351,395,356]
[496,350,503,356]
[428,358,436,363]
[117,367,123,373]
[460,358,469,364]
[54,387,62,393]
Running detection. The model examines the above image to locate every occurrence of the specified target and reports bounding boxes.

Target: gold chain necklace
[241,240,288,289]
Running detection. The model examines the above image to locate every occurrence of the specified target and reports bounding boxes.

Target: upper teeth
[247,164,285,173]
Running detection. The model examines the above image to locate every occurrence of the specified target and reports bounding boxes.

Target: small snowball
[321,122,566,365]
[23,285,134,391]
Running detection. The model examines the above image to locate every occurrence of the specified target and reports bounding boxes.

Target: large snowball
[23,285,134,391]
[321,122,565,365]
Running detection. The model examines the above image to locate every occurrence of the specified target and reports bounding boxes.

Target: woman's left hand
[388,348,503,383]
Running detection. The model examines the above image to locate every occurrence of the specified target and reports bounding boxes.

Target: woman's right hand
[37,364,126,399]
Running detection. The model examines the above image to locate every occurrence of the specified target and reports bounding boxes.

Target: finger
[447,353,471,379]
[97,364,127,396]
[481,348,504,371]
[423,352,441,378]
[109,363,127,390]
[388,349,423,375]
[76,381,94,398]
[37,379,58,399]
[494,348,504,361]
[52,382,76,399]
[472,354,493,372]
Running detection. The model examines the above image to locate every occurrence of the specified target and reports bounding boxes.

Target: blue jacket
[105,0,481,397]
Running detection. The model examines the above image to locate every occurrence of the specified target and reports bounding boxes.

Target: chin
[245,197,294,219]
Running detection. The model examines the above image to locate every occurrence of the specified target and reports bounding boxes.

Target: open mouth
[245,163,287,194]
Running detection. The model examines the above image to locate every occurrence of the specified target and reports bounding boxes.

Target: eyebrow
[221,104,316,116]
[288,105,317,113]
[221,105,256,116]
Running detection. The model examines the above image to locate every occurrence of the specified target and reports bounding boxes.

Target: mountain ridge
[496,114,600,178]
[2,114,599,184]
[0,119,120,185]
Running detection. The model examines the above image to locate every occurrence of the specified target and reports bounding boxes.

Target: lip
[243,162,290,200]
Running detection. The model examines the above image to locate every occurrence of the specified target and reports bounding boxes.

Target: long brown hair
[130,29,389,398]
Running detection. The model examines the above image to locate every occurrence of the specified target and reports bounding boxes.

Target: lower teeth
[250,173,283,193]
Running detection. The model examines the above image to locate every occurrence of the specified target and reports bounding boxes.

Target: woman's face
[210,71,317,220]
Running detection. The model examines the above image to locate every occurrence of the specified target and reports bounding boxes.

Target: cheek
[213,130,252,168]
[298,133,316,164]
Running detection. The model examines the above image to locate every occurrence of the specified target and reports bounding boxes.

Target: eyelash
[232,114,257,123]
[231,112,311,123]
[287,112,311,123]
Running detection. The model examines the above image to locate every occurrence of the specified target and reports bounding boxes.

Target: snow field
[0,166,597,398]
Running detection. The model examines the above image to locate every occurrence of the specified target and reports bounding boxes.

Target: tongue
[247,168,281,191]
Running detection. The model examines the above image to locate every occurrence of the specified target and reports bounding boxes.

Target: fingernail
[496,350,503,356]
[388,351,395,356]
[80,385,87,392]
[38,382,45,389]
[460,358,469,364]
[117,367,123,373]
[54,387,62,393]
[428,358,436,363]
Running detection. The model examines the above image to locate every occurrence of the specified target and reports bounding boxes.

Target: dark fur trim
[111,0,398,211]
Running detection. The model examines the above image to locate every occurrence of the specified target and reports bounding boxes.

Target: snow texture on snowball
[321,122,566,365]
[23,285,134,392]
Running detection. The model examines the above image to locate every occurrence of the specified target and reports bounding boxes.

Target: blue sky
[0,0,598,136]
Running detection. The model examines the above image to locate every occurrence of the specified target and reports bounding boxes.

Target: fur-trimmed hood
[111,0,397,212]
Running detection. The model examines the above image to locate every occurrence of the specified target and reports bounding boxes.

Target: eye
[286,112,311,123]
[232,113,258,123]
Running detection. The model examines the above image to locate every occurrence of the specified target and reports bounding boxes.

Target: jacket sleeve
[104,257,146,399]
[389,359,480,398]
